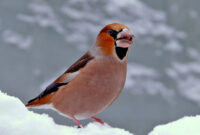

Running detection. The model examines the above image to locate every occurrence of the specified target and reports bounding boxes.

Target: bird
[26,23,134,128]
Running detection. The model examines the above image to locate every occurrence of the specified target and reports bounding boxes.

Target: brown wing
[64,52,94,73]
[26,52,94,106]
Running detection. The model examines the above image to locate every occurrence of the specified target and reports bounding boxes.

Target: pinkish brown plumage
[26,23,134,127]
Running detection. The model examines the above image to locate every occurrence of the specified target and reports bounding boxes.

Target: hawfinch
[26,23,134,127]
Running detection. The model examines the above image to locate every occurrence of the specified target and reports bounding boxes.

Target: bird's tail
[25,94,54,108]
[25,97,40,107]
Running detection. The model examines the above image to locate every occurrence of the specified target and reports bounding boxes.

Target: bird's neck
[89,44,129,64]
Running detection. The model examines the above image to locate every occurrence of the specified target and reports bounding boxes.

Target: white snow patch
[59,0,186,51]
[125,64,174,98]
[166,62,200,78]
[166,61,200,103]
[164,40,183,52]
[0,90,134,135]
[176,76,200,103]
[125,64,158,90]
[189,10,198,19]
[149,115,200,135]
[16,0,186,53]
[172,62,200,74]
[187,48,200,60]
[17,0,65,34]
[2,30,32,50]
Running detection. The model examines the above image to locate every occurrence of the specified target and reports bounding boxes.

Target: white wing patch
[64,71,80,83]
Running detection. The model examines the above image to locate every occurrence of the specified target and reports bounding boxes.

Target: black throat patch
[115,47,128,60]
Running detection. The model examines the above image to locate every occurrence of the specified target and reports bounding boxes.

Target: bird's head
[96,23,134,60]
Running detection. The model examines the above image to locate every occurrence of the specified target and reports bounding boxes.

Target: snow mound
[0,91,133,135]
[149,116,200,135]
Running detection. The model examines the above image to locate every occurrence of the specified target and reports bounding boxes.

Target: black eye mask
[108,29,118,39]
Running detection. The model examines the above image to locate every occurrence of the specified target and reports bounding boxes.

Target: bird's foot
[91,116,104,125]
[72,116,84,128]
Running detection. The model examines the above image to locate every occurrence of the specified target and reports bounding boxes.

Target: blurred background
[0,0,200,135]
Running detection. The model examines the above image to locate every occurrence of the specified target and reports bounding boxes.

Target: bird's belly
[52,60,126,119]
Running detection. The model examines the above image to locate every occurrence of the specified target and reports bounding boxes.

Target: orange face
[96,23,133,56]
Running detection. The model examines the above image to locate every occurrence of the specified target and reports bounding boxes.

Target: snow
[16,0,186,52]
[166,62,200,103]
[126,64,174,98]
[0,90,134,135]
[149,116,200,135]
[2,29,32,50]
[164,40,183,52]
[1,90,200,135]
[17,0,65,34]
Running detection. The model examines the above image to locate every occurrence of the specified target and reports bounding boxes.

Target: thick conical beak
[116,28,134,48]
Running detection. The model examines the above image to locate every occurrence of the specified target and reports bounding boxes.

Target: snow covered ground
[149,116,200,135]
[1,90,200,135]
[0,90,133,135]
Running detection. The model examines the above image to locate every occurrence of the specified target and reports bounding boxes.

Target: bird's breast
[52,57,127,118]
[80,57,127,99]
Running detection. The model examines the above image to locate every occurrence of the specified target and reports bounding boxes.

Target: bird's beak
[116,28,134,48]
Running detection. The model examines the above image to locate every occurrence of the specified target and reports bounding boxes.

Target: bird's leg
[72,116,83,128]
[91,116,104,125]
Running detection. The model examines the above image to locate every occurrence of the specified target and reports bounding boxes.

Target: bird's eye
[108,29,118,39]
